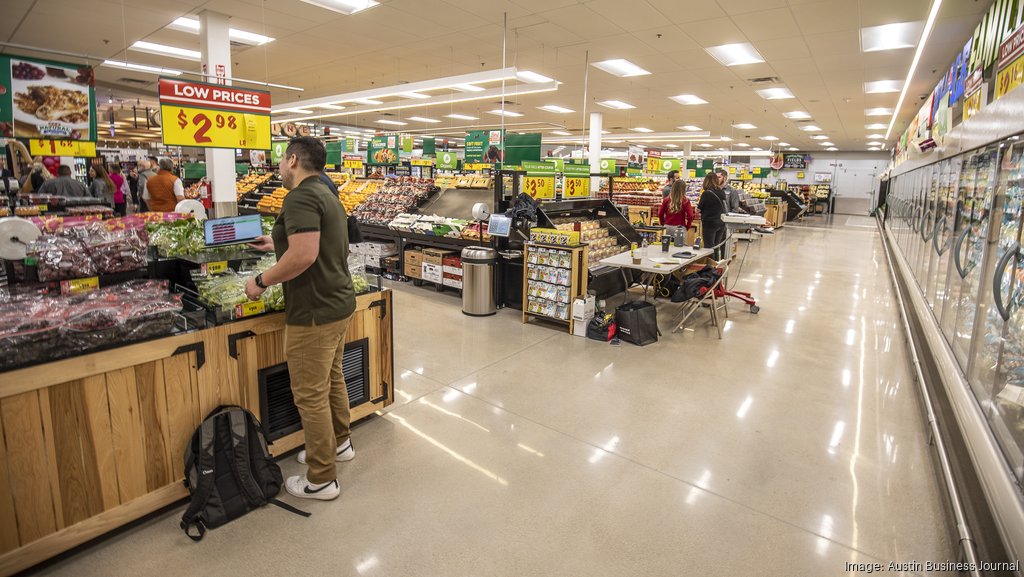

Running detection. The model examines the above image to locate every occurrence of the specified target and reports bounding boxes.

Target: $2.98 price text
[159,104,271,150]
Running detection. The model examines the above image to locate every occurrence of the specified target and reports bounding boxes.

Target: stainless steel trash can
[461,246,498,316]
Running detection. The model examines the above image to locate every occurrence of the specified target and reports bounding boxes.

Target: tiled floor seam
[440,331,561,385]
[450,382,929,567]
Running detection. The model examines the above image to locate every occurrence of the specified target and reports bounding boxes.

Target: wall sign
[29,139,96,157]
[158,78,270,150]
[0,55,96,141]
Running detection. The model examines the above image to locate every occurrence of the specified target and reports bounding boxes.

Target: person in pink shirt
[108,163,127,216]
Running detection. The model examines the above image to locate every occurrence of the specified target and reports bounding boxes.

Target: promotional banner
[366,134,399,165]
[522,160,556,175]
[563,164,591,176]
[159,78,271,150]
[0,55,96,141]
[647,157,680,173]
[401,134,413,153]
[422,137,436,156]
[627,144,644,169]
[325,141,343,166]
[437,151,458,170]
[465,129,504,163]
[270,141,286,165]
[995,23,1024,101]
[29,139,96,157]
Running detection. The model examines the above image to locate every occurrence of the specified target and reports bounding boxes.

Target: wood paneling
[35,389,64,531]
[0,412,20,553]
[80,375,118,511]
[1,392,57,544]
[135,362,171,492]
[105,368,147,503]
[47,383,101,527]
[162,353,196,484]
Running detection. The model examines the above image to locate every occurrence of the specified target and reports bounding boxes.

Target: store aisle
[35,224,950,577]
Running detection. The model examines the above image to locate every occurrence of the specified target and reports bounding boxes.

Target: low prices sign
[563,176,590,198]
[29,138,96,157]
[996,24,1024,101]
[523,175,555,199]
[158,78,271,150]
[963,70,986,122]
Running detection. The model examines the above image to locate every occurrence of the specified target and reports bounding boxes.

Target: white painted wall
[772,152,889,198]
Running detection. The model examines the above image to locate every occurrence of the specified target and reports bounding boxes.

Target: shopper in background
[137,157,157,212]
[36,165,86,197]
[23,163,47,194]
[715,168,746,213]
[108,163,127,216]
[89,164,116,206]
[697,172,729,260]
[659,180,694,231]
[662,169,680,197]
[244,136,356,501]
[143,158,184,212]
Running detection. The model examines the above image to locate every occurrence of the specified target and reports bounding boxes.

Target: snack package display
[29,235,97,281]
[84,229,147,274]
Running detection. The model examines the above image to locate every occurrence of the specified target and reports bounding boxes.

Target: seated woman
[658,179,694,236]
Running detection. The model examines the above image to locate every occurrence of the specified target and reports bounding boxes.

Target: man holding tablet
[244,136,356,501]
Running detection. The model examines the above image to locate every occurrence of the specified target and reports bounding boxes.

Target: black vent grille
[258,338,371,441]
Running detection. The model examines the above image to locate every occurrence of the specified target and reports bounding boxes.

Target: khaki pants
[285,316,353,484]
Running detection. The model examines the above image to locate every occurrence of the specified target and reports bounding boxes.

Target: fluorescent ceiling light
[130,41,201,61]
[344,130,362,135]
[376,119,407,126]
[866,123,887,129]
[399,91,430,99]
[488,109,523,117]
[318,104,346,110]
[665,144,678,148]
[721,136,733,141]
[761,136,779,141]
[679,125,702,131]
[631,127,654,133]
[783,111,812,120]
[101,60,182,76]
[734,143,751,147]
[866,133,884,139]
[551,130,572,136]
[451,84,484,92]
[861,21,924,52]
[827,147,839,151]
[787,147,799,151]
[168,17,275,45]
[517,70,554,83]
[866,108,892,116]
[864,80,901,94]
[732,123,756,130]
[705,42,765,66]
[446,113,478,120]
[753,147,763,151]
[820,142,835,146]
[597,100,635,110]
[350,98,383,105]
[800,125,822,132]
[298,0,379,15]
[279,107,315,114]
[408,116,440,123]
[601,130,611,134]
[756,87,794,100]
[811,135,829,140]
[592,58,650,77]
[868,147,880,151]
[670,94,708,105]
[699,143,713,148]
[867,141,882,146]
[778,142,790,146]
[538,105,574,113]
[885,3,943,139]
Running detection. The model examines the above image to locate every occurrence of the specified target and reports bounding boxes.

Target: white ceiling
[1,0,992,151]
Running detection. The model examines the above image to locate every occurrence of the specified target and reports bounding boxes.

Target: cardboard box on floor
[423,248,454,266]
[405,250,423,279]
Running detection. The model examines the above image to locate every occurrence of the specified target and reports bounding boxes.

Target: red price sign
[160,104,271,150]
[564,176,590,198]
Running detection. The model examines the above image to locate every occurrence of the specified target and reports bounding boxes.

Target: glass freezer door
[947,147,1000,371]
[932,157,964,322]
[916,166,942,297]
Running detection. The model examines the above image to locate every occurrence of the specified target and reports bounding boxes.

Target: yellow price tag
[646,157,661,173]
[689,169,697,178]
[203,261,228,275]
[564,176,590,198]
[343,159,363,169]
[996,55,1024,101]
[797,171,805,179]
[235,300,266,318]
[963,90,984,122]
[464,163,491,171]
[160,104,271,150]
[36,204,48,212]
[60,276,99,295]
[29,139,97,157]
[523,175,555,199]
[411,158,434,167]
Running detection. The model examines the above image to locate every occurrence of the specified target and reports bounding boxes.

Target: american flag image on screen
[204,214,263,247]
[211,222,238,243]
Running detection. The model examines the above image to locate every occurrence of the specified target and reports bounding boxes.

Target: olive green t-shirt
[272,174,355,326]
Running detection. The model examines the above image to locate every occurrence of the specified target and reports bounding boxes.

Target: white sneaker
[285,475,340,500]
[297,438,355,465]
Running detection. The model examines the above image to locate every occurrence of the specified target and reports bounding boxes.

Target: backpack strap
[226,409,269,508]
[179,417,218,542]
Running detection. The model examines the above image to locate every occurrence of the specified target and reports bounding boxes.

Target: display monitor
[487,214,512,237]
[203,214,264,248]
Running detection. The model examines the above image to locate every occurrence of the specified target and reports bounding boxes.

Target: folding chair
[671,260,730,339]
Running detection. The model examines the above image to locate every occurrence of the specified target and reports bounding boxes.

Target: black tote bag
[615,301,660,346]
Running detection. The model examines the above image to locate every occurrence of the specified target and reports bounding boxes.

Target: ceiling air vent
[495,100,516,105]
[118,78,150,85]
[747,76,781,84]
[379,112,395,116]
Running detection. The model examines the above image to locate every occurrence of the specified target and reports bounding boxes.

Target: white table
[600,245,714,300]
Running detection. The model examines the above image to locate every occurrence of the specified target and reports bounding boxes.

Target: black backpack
[180,405,308,541]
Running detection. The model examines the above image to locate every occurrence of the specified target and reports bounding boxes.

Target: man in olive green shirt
[245,136,355,501]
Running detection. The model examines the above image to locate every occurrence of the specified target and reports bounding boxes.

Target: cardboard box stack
[404,249,423,279]
[442,254,463,289]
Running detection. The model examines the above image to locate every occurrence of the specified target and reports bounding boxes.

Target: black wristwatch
[255,273,267,289]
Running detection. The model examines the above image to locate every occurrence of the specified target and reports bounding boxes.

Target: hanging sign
[563,164,591,176]
[996,24,1024,101]
[343,157,363,169]
[522,160,556,175]
[0,55,96,141]
[563,176,590,198]
[410,158,433,167]
[29,139,96,157]
[963,70,986,123]
[158,78,271,149]
[366,135,398,164]
[523,175,555,199]
[545,157,565,171]
[270,141,286,164]
[437,151,458,170]
[598,158,615,173]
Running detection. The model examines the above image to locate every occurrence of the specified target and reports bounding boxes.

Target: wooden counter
[0,289,393,576]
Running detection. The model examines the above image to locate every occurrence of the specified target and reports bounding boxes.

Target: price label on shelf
[160,104,271,150]
[35,204,48,212]
[201,261,228,275]
[29,139,97,157]
[564,176,590,198]
[60,276,99,295]
[343,159,363,169]
[235,301,266,318]
[523,175,555,199]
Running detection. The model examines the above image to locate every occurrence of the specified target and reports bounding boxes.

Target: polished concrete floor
[35,216,952,576]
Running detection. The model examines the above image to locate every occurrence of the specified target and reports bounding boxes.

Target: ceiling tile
[857,0,931,27]
[646,0,727,24]
[631,25,701,53]
[716,0,791,15]
[733,8,802,41]
[584,0,668,32]
[537,5,624,39]
[680,17,747,46]
[791,0,861,34]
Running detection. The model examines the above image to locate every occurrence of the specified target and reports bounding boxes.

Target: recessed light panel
[864,80,901,94]
[866,133,884,139]
[761,136,779,141]
[778,142,791,147]
[705,42,765,66]
[811,135,829,140]
[678,125,702,131]
[376,119,407,126]
[787,147,799,151]
[538,105,574,113]
[129,41,201,61]
[865,123,887,129]
[756,87,795,100]
[800,125,822,132]
[407,116,440,123]
[550,130,572,136]
[592,59,650,77]
[732,123,757,130]
[631,127,654,133]
[867,141,882,146]
[734,143,751,148]
[446,113,478,120]
[597,100,635,110]
[860,21,924,52]
[865,108,892,116]
[488,109,523,117]
[820,142,835,146]
[827,147,838,151]
[670,94,708,105]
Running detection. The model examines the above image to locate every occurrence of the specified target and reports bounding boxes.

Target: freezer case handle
[953,227,971,279]
[993,242,1021,322]
[933,214,948,255]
